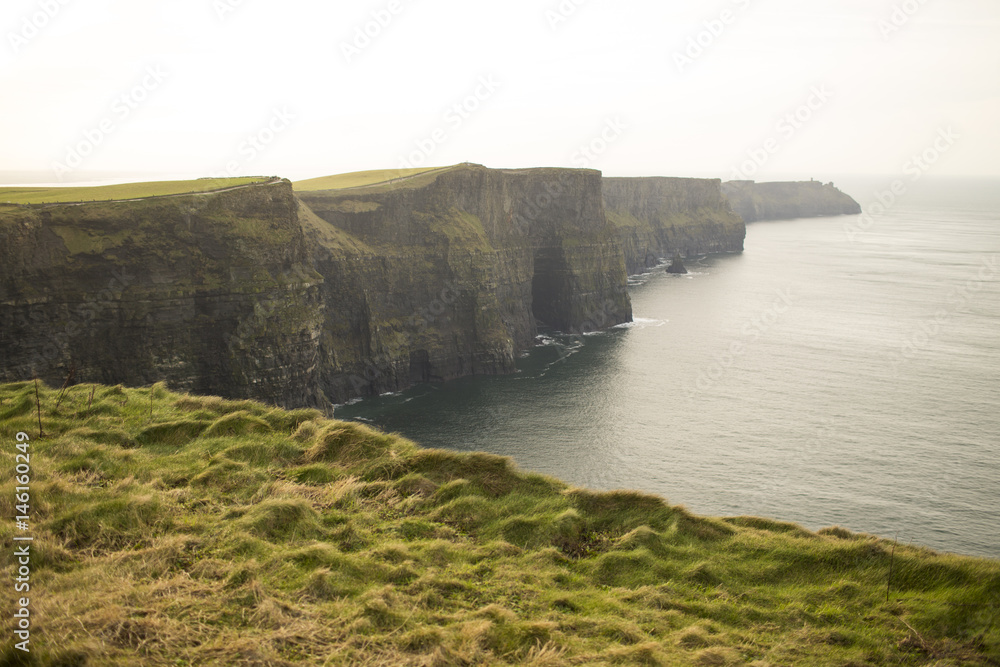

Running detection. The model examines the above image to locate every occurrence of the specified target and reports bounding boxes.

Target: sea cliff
[722,180,862,222]
[603,177,746,275]
[297,164,632,403]
[0,166,634,407]
[0,179,327,409]
[4,167,848,407]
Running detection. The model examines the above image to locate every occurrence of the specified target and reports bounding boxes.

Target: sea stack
[666,254,688,275]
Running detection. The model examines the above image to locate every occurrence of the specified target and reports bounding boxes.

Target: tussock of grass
[203,410,274,439]
[136,419,210,447]
[1,381,998,665]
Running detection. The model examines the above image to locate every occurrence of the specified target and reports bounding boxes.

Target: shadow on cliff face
[531,246,574,331]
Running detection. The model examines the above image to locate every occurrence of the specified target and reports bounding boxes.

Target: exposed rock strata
[602,177,746,275]
[6,167,851,408]
[297,165,632,403]
[0,181,325,408]
[1,167,635,407]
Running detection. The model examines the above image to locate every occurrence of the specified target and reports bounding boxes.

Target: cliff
[0,180,327,409]
[722,180,862,223]
[602,177,746,275]
[297,164,632,403]
[0,166,632,407]
[6,168,853,409]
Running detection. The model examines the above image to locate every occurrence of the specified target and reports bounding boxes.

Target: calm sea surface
[339,178,1000,559]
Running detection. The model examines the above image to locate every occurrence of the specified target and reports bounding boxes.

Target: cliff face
[297,165,632,403]
[722,180,862,223]
[602,177,746,275]
[0,181,326,408]
[1,166,633,407]
[7,168,826,408]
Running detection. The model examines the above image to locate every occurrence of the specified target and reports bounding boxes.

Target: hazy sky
[2,0,998,183]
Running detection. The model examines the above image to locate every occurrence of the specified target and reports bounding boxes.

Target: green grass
[1,381,998,666]
[294,166,457,192]
[0,177,270,205]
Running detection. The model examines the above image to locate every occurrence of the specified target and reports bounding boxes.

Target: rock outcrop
[666,254,688,275]
[722,180,861,223]
[602,177,746,275]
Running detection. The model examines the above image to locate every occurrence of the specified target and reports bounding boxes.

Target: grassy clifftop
[0,177,272,205]
[294,167,456,192]
[1,382,997,666]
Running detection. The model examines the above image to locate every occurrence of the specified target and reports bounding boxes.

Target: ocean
[338,177,1000,559]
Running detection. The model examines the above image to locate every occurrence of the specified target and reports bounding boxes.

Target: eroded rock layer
[603,177,746,275]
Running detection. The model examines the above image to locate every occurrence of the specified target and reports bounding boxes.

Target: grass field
[0,177,270,205]
[294,166,457,192]
[1,381,997,666]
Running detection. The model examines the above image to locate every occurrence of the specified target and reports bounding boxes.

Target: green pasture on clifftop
[0,177,270,205]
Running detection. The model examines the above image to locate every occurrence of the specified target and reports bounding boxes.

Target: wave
[614,317,667,330]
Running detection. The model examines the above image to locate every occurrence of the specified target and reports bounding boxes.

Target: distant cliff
[722,180,861,223]
[0,166,633,407]
[603,177,746,275]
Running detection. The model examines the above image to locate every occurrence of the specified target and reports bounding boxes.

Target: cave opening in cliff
[408,349,431,384]
[531,245,571,332]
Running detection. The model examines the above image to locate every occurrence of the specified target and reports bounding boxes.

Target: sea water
[339,177,1000,558]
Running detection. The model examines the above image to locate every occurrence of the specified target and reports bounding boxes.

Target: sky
[1,0,998,184]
